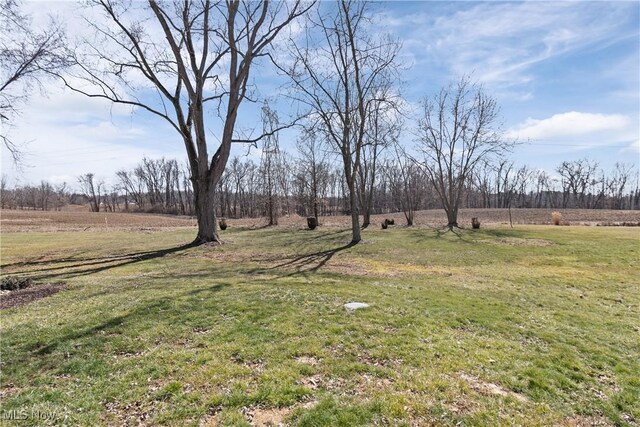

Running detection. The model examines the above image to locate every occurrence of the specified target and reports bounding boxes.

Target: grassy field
[1,220,639,426]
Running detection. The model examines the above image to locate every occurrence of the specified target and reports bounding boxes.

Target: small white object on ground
[344,302,369,310]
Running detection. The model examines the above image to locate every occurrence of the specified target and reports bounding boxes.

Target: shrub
[551,211,562,226]
[1,276,33,291]
[307,217,317,230]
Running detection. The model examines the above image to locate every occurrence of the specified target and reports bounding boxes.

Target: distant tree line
[1,1,638,238]
[2,155,638,219]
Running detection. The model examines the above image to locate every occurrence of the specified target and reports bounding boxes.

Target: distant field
[0,209,195,232]
[0,211,639,426]
[1,208,639,233]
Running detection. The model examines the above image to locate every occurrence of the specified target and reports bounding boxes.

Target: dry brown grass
[0,209,195,232]
[2,208,639,233]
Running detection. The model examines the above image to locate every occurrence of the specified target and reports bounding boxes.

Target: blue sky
[1,0,638,188]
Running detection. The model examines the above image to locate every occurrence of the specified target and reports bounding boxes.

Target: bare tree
[0,0,67,162]
[77,173,103,212]
[296,129,331,221]
[0,174,8,208]
[607,163,635,209]
[385,144,423,226]
[116,169,144,210]
[415,77,510,229]
[53,182,68,211]
[280,0,400,243]
[533,169,557,208]
[62,0,311,244]
[557,158,600,208]
[259,102,285,225]
[357,89,400,228]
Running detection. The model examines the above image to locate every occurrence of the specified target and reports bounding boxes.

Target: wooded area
[2,155,638,219]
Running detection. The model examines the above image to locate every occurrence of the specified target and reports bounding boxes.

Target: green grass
[1,224,639,426]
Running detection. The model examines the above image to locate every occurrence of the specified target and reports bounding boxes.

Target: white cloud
[506,111,639,162]
[1,86,184,188]
[396,1,637,88]
[507,112,631,140]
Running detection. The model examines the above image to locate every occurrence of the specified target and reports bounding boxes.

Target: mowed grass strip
[1,225,638,426]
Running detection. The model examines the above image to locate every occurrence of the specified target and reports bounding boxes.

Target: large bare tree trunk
[193,180,220,244]
[349,182,361,243]
[446,209,458,229]
[362,210,371,229]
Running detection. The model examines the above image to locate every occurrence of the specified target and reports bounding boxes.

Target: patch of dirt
[323,261,375,277]
[247,407,291,426]
[0,383,21,400]
[357,352,403,369]
[0,283,65,309]
[621,413,638,425]
[354,373,394,395]
[458,372,528,403]
[491,237,555,247]
[199,412,219,427]
[446,398,477,416]
[298,374,323,390]
[231,355,266,373]
[200,401,319,427]
[596,374,620,393]
[563,415,615,426]
[295,356,320,366]
[104,400,154,426]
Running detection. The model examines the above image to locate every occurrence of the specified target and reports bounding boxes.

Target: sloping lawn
[1,224,638,426]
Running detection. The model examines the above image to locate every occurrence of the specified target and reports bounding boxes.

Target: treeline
[2,154,638,220]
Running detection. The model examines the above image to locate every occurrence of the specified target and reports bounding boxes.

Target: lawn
[1,224,639,426]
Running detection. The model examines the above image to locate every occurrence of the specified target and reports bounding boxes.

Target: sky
[1,0,639,189]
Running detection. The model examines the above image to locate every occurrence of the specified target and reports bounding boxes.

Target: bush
[551,211,562,226]
[471,217,480,229]
[1,276,33,291]
[307,217,317,230]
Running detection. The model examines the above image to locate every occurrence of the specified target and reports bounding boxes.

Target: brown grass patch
[563,415,614,426]
[103,400,155,426]
[491,237,555,247]
[0,384,22,400]
[0,209,195,232]
[295,356,320,366]
[248,407,291,426]
[200,401,319,427]
[458,372,528,403]
[3,208,639,234]
[0,283,65,309]
[298,374,323,390]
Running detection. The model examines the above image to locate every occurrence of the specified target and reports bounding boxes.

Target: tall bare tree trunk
[349,182,361,243]
[193,180,219,244]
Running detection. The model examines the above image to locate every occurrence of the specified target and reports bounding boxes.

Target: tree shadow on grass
[248,241,357,278]
[30,283,228,357]
[1,242,199,281]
